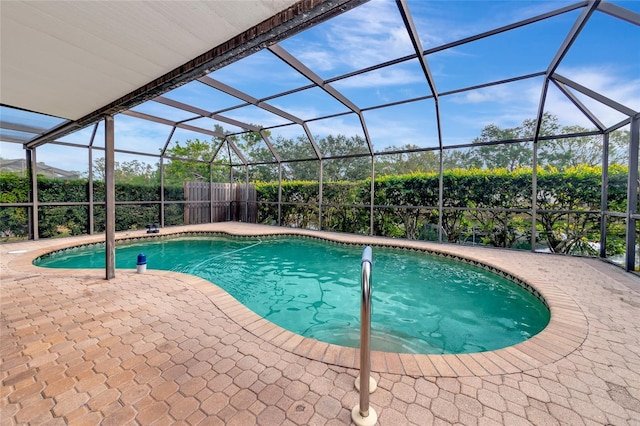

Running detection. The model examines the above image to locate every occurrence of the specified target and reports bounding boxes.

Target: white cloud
[442,65,640,134]
[295,49,338,73]
[220,105,291,129]
[550,65,640,126]
[450,81,539,106]
[288,0,414,74]
[306,116,364,139]
[332,66,424,89]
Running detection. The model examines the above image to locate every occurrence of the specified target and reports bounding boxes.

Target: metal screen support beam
[88,147,94,235]
[531,143,539,252]
[396,0,444,151]
[625,115,639,271]
[370,155,375,236]
[552,74,637,117]
[26,148,38,240]
[552,79,605,131]
[600,133,609,258]
[105,115,116,280]
[548,1,599,76]
[278,163,283,226]
[88,123,98,235]
[160,157,165,227]
[246,166,250,222]
[359,114,375,157]
[598,1,640,26]
[533,1,598,141]
[438,149,444,243]
[224,136,248,166]
[160,127,176,157]
[319,160,324,230]
[209,162,214,224]
[302,123,322,161]
[259,130,282,164]
[268,44,362,114]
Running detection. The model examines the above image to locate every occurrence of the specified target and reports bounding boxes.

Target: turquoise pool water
[35,236,550,354]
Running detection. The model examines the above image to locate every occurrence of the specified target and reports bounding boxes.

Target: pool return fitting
[352,246,378,426]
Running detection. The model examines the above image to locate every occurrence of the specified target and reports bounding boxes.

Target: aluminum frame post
[160,157,165,227]
[600,133,609,258]
[370,155,375,236]
[278,163,283,226]
[209,162,214,223]
[625,115,639,271]
[438,149,444,243]
[531,142,538,252]
[26,148,38,240]
[318,159,324,230]
[105,115,116,280]
[88,147,94,235]
[245,166,250,222]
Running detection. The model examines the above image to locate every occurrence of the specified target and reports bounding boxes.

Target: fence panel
[184,182,256,224]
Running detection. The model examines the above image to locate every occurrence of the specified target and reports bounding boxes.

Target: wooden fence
[183,182,257,224]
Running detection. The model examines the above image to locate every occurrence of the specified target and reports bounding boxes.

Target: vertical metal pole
[531,142,538,252]
[160,157,165,227]
[88,123,98,236]
[625,115,639,271]
[600,133,609,258]
[210,162,214,223]
[105,115,116,280]
[89,147,94,235]
[318,159,323,230]
[26,148,38,240]
[246,166,250,222]
[438,149,444,243]
[229,166,234,221]
[370,155,375,236]
[278,163,283,226]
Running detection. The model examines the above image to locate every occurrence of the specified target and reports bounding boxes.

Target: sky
[1,0,639,173]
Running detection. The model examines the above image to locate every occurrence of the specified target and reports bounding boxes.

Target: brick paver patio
[2,223,639,425]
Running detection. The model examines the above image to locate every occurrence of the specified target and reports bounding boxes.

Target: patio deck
[2,223,639,425]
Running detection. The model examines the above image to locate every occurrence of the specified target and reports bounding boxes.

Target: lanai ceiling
[0,0,639,165]
[0,0,359,147]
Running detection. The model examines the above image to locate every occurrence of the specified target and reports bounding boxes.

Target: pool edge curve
[13,223,588,377]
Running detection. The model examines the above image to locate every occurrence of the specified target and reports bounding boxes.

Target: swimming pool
[35,235,550,354]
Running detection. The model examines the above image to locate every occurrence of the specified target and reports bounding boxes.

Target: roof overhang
[0,0,365,148]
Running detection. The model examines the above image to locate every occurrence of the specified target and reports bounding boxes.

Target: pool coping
[8,223,588,377]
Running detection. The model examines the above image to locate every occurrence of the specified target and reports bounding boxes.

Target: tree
[267,134,372,182]
[92,157,157,185]
[468,113,563,171]
[470,124,532,171]
[376,144,439,175]
[235,129,280,182]
[538,126,630,169]
[442,148,481,170]
[539,129,603,168]
[163,137,228,185]
[319,135,370,182]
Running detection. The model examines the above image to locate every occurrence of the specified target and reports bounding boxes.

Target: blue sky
[2,0,639,172]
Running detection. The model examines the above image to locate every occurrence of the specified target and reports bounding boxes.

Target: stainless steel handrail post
[360,246,372,416]
[352,246,377,426]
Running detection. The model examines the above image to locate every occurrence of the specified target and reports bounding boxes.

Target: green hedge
[0,174,184,239]
[255,166,627,255]
[1,167,629,256]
